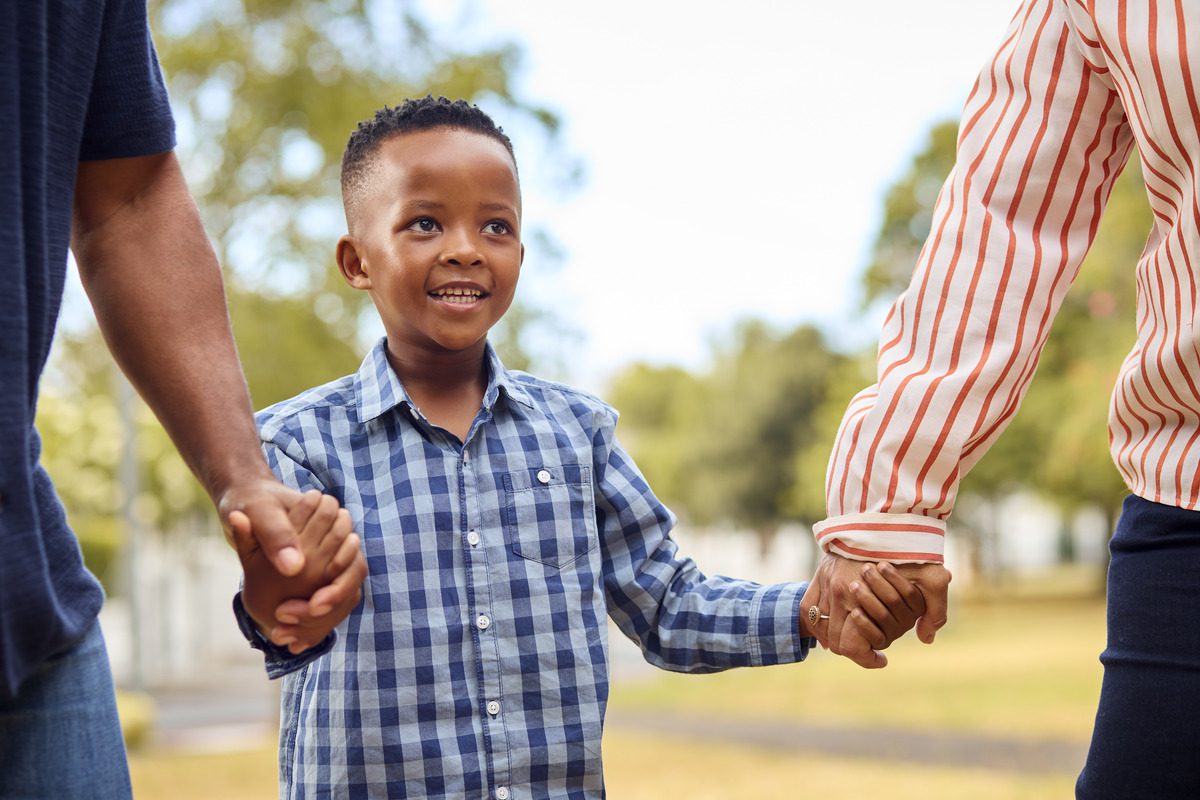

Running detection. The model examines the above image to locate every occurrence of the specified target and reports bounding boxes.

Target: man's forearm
[71,152,269,502]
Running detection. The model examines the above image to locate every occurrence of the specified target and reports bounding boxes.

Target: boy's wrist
[233,591,335,670]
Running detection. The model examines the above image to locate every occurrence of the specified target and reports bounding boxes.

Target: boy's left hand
[801,560,929,668]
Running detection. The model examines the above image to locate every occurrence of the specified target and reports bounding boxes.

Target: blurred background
[39,0,1149,796]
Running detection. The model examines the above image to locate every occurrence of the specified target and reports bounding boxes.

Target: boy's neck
[386,341,489,442]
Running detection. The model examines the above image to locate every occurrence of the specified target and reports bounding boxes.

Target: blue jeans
[1077,495,1200,799]
[0,619,132,799]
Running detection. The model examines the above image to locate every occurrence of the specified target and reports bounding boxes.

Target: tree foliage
[609,321,844,538]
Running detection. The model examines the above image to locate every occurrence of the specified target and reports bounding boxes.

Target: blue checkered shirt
[235,339,812,799]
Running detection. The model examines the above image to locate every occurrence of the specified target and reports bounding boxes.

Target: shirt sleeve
[815,0,1134,563]
[79,0,175,160]
[595,412,813,671]
[230,438,336,678]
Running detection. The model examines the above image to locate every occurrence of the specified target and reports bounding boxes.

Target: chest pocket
[501,463,597,569]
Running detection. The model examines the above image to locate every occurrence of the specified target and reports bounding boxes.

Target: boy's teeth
[431,287,483,303]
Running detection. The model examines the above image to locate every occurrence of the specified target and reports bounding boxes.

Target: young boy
[234,96,926,799]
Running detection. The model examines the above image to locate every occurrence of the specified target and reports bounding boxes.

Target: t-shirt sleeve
[79,0,175,160]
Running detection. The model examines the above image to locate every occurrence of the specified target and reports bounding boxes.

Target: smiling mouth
[429,287,486,304]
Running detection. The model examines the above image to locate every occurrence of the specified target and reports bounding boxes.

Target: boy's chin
[426,333,492,355]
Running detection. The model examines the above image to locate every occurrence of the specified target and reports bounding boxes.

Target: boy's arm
[595,417,812,673]
[231,440,365,677]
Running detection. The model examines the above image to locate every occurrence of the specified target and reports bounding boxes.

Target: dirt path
[605,709,1088,775]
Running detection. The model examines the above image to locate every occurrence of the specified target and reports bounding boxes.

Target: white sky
[448,1,1021,391]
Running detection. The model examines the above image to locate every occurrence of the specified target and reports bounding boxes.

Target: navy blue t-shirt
[0,0,176,698]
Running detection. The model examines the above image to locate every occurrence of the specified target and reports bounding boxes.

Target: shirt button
[536,469,551,484]
[467,530,480,547]
[496,788,510,800]
[408,406,420,420]
[486,700,500,716]
[476,614,491,631]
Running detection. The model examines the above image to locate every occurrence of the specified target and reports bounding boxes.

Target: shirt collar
[354,338,535,425]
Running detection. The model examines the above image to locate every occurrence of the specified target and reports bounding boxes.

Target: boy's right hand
[231,490,366,653]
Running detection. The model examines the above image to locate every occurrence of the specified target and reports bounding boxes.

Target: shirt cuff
[813,512,946,564]
[748,581,813,666]
[232,592,336,679]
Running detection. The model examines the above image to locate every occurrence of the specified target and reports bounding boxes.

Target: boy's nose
[439,231,484,267]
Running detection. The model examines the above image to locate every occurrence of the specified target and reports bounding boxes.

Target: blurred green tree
[610,321,844,552]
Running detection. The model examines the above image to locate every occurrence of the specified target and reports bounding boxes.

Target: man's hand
[801,552,950,668]
[231,490,367,653]
[217,477,312,577]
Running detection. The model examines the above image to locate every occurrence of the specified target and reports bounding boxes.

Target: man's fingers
[227,509,254,555]
[245,502,305,576]
[219,480,307,576]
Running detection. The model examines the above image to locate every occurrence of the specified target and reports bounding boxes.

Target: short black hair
[340,96,516,220]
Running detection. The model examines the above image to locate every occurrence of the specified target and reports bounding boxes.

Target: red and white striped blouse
[814,0,1200,564]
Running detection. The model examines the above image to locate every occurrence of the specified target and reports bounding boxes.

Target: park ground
[128,567,1102,799]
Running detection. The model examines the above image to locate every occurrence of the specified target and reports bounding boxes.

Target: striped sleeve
[816,0,1135,563]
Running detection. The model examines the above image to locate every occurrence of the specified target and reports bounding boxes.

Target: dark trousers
[1077,494,1200,799]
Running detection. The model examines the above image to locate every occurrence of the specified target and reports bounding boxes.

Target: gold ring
[807,605,830,626]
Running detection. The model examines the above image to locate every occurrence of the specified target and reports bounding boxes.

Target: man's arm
[71,150,311,573]
[812,0,1132,663]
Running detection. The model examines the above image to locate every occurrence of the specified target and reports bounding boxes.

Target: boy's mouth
[429,286,487,305]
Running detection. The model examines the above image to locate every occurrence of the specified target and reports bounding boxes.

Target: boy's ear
[336,235,372,290]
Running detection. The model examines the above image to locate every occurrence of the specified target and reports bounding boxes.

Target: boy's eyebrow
[478,202,518,214]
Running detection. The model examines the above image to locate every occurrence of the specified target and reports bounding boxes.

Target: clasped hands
[220,480,368,654]
[800,553,951,669]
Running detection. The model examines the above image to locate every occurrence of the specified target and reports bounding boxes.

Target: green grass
[129,730,1078,800]
[609,590,1107,742]
[129,741,278,800]
[128,584,1107,799]
[604,731,1076,799]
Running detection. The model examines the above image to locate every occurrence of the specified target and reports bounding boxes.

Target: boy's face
[338,128,523,363]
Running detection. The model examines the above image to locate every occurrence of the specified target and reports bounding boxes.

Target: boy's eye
[407,217,438,233]
[483,221,511,235]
